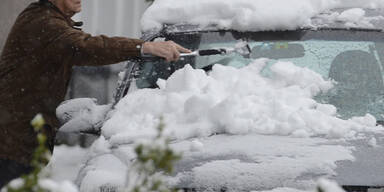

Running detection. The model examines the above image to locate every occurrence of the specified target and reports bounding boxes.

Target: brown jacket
[0,1,144,165]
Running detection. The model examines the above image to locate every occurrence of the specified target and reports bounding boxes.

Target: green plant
[5,115,181,192]
[6,114,51,192]
[125,119,182,192]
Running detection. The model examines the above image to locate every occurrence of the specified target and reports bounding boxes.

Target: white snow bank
[167,135,354,190]
[255,188,308,192]
[3,175,78,192]
[1,146,84,192]
[141,0,384,32]
[38,179,78,192]
[43,145,88,183]
[335,8,384,28]
[78,154,127,192]
[253,179,345,192]
[338,8,367,23]
[102,59,380,145]
[79,133,355,191]
[75,56,384,191]
[316,179,345,192]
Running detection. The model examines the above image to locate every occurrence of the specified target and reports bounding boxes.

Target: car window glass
[135,31,384,121]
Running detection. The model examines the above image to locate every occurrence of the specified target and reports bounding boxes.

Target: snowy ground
[45,145,88,183]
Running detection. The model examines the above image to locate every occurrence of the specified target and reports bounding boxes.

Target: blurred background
[0,0,152,146]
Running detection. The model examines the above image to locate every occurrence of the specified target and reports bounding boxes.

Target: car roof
[142,8,384,40]
[313,8,384,29]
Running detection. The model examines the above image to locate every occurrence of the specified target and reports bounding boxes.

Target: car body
[57,8,384,192]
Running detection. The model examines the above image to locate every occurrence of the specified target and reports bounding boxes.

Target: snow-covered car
[56,1,384,192]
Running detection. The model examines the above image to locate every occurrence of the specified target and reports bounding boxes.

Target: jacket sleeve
[46,17,145,66]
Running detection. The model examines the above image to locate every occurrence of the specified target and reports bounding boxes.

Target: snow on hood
[101,59,380,146]
[141,0,384,32]
[78,60,384,191]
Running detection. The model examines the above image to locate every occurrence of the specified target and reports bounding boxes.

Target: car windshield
[136,29,384,122]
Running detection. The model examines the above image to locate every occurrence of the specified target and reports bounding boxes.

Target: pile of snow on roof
[141,0,384,32]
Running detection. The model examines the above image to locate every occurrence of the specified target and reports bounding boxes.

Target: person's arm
[70,33,144,66]
[63,28,144,66]
[46,17,190,66]
[45,17,143,66]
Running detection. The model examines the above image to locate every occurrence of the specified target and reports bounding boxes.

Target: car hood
[75,61,384,191]
[170,133,384,190]
[76,132,384,191]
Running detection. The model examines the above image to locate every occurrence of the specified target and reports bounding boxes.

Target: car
[56,6,384,192]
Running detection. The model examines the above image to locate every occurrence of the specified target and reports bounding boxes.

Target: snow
[337,8,366,23]
[1,178,78,192]
[167,135,354,190]
[190,139,204,152]
[56,98,111,133]
[255,188,308,192]
[2,145,89,192]
[0,146,87,192]
[78,154,127,192]
[57,1,384,189]
[368,137,378,148]
[335,8,384,28]
[79,133,356,191]
[75,59,383,191]
[316,179,346,192]
[38,179,78,192]
[44,145,89,183]
[4,179,25,190]
[102,59,380,144]
[255,179,346,192]
[141,0,384,32]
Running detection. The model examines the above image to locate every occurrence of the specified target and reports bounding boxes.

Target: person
[0,0,191,188]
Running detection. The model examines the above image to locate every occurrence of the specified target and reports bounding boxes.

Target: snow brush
[114,41,251,106]
[181,40,251,58]
[142,40,252,60]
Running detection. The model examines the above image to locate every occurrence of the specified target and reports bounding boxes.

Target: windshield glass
[136,30,384,121]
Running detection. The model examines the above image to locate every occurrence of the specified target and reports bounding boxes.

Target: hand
[142,41,191,62]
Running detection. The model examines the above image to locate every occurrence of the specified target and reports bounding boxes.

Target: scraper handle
[198,49,227,56]
[142,48,228,60]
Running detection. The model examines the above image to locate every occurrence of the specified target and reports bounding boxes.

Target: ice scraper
[114,41,251,106]
[142,40,252,60]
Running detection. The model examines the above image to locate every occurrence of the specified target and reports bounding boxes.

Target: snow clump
[56,98,111,133]
[336,8,384,28]
[141,0,384,32]
[102,59,380,145]
[253,178,345,192]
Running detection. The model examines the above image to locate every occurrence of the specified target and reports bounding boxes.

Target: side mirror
[56,98,111,135]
